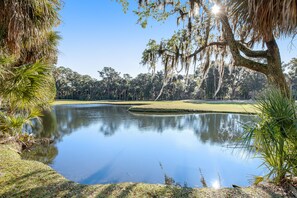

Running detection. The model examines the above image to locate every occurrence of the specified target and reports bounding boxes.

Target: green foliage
[0,55,14,78]
[133,0,293,97]
[0,67,56,137]
[0,0,60,137]
[241,88,297,184]
[253,176,264,185]
[0,61,55,110]
[0,110,41,136]
[55,65,266,101]
[0,113,27,136]
[0,58,55,136]
[115,0,129,13]
[0,0,61,55]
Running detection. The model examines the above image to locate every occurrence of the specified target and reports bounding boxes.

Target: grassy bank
[53,100,151,106]
[53,100,257,114]
[128,101,256,114]
[0,143,285,198]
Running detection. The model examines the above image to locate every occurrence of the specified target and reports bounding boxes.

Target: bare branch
[189,42,227,58]
[237,42,268,58]
[220,14,268,74]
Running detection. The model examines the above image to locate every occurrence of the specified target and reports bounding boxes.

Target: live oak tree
[128,0,297,97]
[130,1,297,182]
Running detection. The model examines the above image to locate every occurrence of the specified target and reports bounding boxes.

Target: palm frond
[0,0,61,55]
[230,0,297,41]
[239,88,297,183]
[0,61,55,111]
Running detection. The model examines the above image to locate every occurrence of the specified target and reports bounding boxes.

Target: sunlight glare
[211,4,221,15]
[211,180,221,190]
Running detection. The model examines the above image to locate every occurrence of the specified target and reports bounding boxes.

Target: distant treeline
[53,60,297,101]
[53,66,266,100]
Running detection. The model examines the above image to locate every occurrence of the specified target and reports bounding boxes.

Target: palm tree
[0,0,61,58]
[230,0,297,42]
[0,0,61,137]
[19,31,61,66]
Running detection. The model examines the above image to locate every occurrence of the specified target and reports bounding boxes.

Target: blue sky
[57,0,297,78]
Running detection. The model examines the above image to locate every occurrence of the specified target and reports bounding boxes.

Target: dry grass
[0,143,285,198]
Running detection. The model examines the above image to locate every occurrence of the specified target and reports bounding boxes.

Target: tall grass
[241,88,297,184]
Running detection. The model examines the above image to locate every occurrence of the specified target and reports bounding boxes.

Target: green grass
[53,100,257,114]
[53,100,152,106]
[0,143,283,197]
[129,101,257,114]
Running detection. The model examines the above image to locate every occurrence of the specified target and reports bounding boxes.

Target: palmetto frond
[0,0,61,55]
[0,108,42,136]
[230,0,297,41]
[0,0,60,137]
[240,88,297,183]
[0,61,56,111]
[20,31,61,65]
[0,55,15,78]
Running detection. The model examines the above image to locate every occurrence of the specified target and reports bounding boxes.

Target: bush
[241,88,297,184]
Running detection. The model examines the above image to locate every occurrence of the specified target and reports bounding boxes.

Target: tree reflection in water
[36,105,253,144]
[24,104,254,164]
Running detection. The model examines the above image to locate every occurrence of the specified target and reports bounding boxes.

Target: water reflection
[33,105,251,144]
[24,104,262,187]
[21,143,58,165]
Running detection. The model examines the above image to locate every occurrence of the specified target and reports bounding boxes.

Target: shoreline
[52,100,257,114]
[0,143,286,197]
[0,100,286,197]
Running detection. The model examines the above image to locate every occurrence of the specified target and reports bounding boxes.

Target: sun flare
[211,4,221,15]
[211,180,221,190]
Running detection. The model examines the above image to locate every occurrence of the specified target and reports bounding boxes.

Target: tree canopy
[120,0,297,97]
[54,65,270,101]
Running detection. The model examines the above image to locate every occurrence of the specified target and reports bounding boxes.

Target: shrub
[241,88,297,184]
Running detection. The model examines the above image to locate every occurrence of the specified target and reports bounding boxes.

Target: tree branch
[158,41,227,60]
[189,41,227,58]
[220,13,268,74]
[237,42,268,58]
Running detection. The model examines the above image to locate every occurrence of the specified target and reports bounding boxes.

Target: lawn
[53,100,257,114]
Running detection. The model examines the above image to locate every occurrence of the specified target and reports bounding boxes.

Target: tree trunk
[220,14,290,98]
[265,38,290,98]
[266,69,290,97]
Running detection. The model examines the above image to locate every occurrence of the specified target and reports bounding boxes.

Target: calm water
[24,104,265,188]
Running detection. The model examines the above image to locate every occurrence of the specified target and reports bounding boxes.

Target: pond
[23,104,265,188]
